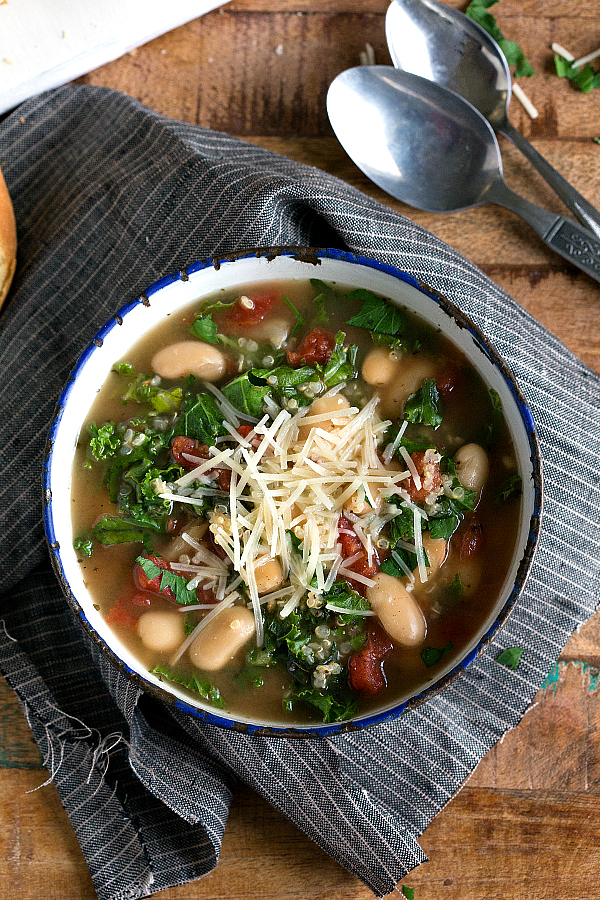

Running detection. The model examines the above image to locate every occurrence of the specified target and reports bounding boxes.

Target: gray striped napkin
[0,84,598,900]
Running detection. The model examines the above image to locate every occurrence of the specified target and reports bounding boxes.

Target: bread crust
[0,168,17,306]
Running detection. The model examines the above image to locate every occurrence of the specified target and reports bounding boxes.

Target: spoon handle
[489,179,600,284]
[500,120,600,241]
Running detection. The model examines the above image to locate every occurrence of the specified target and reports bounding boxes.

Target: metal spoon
[326,66,600,285]
[385,0,600,240]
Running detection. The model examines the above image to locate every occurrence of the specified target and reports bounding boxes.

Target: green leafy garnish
[151,665,225,707]
[401,887,415,900]
[284,296,305,338]
[88,422,121,461]
[346,291,404,335]
[122,374,183,413]
[448,573,465,598]
[496,646,523,671]
[404,378,442,428]
[498,473,522,502]
[292,686,359,725]
[136,556,198,605]
[489,389,503,414]
[190,313,219,343]
[466,0,534,78]
[555,55,600,94]
[287,530,302,553]
[112,362,134,374]
[92,515,163,546]
[321,580,372,624]
[172,391,228,445]
[222,372,271,418]
[73,537,93,558]
[421,642,453,668]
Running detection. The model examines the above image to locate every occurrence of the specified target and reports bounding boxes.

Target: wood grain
[4,0,600,897]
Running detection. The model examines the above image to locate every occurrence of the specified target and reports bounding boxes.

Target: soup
[72,278,522,725]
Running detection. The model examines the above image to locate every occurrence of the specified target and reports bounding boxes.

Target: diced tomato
[171,436,210,470]
[405,450,442,504]
[195,585,218,605]
[224,290,279,326]
[106,593,149,629]
[348,623,393,696]
[287,327,336,367]
[237,424,262,450]
[338,515,362,558]
[133,554,176,602]
[337,515,379,596]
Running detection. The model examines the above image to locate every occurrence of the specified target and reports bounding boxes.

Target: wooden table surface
[3,1,600,898]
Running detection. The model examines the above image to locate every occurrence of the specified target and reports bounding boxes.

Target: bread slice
[0,168,16,307]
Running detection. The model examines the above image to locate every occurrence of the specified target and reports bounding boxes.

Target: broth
[72,278,521,725]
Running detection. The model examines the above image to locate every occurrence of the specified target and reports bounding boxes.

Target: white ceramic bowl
[43,247,542,736]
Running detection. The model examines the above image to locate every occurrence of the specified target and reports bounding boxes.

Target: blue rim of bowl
[43,246,543,738]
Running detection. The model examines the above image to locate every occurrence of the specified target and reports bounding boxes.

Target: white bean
[253,557,284,594]
[189,605,255,671]
[151,340,226,382]
[361,347,401,386]
[299,393,350,439]
[366,572,426,647]
[454,443,489,493]
[137,610,186,653]
[378,355,437,418]
[246,317,290,349]
[413,535,448,589]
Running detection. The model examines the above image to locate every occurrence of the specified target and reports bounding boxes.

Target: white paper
[0,0,229,114]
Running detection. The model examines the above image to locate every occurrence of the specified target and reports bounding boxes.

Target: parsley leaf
[401,887,415,900]
[151,665,225,707]
[112,362,134,374]
[190,314,219,343]
[73,537,93,558]
[555,56,600,93]
[498,473,522,502]
[496,646,523,670]
[136,556,198,605]
[346,291,404,335]
[421,642,453,668]
[283,296,305,337]
[404,378,442,428]
[466,0,534,78]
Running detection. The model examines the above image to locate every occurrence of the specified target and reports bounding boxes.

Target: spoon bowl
[326,66,600,284]
[385,0,600,239]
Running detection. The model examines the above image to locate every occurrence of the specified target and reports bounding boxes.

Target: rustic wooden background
[2,1,600,897]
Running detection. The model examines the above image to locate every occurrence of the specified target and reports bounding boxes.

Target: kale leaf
[403,378,442,428]
[151,665,225,707]
[88,422,121,461]
[421,641,453,668]
[172,391,228,445]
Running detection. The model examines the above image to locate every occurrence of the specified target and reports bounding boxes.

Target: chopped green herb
[421,641,453,668]
[151,665,225,707]
[401,887,415,900]
[555,55,600,93]
[122,374,183,413]
[190,313,219,343]
[172,391,228,445]
[489,389,503,413]
[92,515,160,546]
[73,537,93,558]
[466,0,534,78]
[594,138,600,145]
[496,646,523,671]
[283,296,305,337]
[112,362,134,374]
[498,473,522,502]
[448,573,465,598]
[346,291,404,335]
[404,378,442,428]
[137,556,198,605]
[287,530,302,553]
